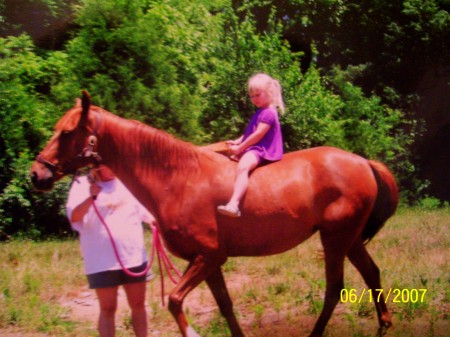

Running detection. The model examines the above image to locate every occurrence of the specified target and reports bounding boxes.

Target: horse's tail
[362,160,399,243]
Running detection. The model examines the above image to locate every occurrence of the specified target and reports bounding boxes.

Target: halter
[35,111,103,175]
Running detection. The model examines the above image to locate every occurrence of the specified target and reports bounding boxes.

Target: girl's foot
[217,204,241,217]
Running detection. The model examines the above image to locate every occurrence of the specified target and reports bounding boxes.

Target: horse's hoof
[186,325,202,337]
[376,323,392,337]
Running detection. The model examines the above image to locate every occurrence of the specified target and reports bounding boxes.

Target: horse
[30,91,398,337]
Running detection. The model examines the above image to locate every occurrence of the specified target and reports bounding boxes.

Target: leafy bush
[0,35,72,239]
[282,67,345,151]
[0,1,423,238]
[63,0,219,141]
[417,196,448,210]
[324,65,421,191]
[200,9,304,142]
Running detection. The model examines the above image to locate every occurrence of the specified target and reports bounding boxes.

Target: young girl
[217,73,285,217]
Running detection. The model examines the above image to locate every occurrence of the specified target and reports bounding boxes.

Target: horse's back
[221,147,379,256]
[256,146,375,189]
[206,145,379,214]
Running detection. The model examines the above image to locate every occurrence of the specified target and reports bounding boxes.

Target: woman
[66,165,154,337]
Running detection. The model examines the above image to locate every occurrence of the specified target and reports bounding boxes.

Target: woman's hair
[248,73,285,115]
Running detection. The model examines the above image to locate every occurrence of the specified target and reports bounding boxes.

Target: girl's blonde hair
[248,73,285,115]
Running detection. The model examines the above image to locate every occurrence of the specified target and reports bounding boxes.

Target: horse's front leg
[168,254,212,337]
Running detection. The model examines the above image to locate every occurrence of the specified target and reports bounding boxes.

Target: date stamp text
[340,288,427,303]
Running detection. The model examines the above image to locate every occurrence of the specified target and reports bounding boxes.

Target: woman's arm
[70,184,101,223]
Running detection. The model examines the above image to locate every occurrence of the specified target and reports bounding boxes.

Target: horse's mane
[97,107,200,176]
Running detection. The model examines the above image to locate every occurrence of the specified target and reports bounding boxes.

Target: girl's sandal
[217,204,241,217]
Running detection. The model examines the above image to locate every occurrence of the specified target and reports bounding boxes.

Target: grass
[0,208,448,336]
[0,239,87,335]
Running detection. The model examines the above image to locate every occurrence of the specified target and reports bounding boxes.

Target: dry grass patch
[0,208,448,336]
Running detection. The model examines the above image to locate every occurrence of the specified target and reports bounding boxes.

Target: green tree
[200,9,304,142]
[233,0,449,101]
[61,0,228,141]
[0,0,426,238]
[0,0,79,49]
[0,35,72,238]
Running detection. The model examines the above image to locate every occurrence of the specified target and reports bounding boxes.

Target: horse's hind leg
[205,266,244,337]
[347,240,392,332]
[309,234,348,337]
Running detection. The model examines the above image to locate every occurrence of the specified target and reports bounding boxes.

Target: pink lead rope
[92,199,182,305]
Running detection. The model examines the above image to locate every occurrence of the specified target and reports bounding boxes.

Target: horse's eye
[59,130,73,141]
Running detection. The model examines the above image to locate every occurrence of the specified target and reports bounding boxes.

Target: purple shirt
[242,107,283,162]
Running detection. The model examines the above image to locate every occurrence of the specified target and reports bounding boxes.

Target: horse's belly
[225,218,316,257]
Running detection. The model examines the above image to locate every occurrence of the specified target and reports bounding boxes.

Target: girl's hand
[226,135,243,146]
[229,144,243,156]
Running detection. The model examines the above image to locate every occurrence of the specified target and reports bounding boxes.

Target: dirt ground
[1,281,448,337]
[0,272,320,337]
[1,269,448,336]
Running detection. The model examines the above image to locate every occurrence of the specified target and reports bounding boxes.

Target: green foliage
[283,67,345,150]
[200,9,305,141]
[322,65,425,202]
[0,0,79,50]
[237,0,450,97]
[64,0,221,141]
[0,0,432,238]
[417,196,448,210]
[325,65,416,160]
[0,35,72,239]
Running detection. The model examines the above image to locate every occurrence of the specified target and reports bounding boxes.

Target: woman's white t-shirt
[66,176,153,275]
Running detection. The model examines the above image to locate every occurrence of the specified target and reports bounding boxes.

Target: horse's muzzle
[30,162,55,191]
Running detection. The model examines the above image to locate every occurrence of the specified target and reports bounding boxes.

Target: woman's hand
[89,183,102,199]
[71,183,102,223]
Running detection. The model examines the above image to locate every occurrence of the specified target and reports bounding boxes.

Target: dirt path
[50,272,315,336]
[56,273,255,335]
[2,268,447,336]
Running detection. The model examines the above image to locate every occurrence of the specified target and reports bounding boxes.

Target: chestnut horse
[31,91,398,337]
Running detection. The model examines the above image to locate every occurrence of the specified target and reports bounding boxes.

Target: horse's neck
[97,112,200,210]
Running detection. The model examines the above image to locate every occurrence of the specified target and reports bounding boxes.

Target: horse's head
[30,91,102,191]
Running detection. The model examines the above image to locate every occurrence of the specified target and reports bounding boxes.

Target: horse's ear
[81,90,91,116]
